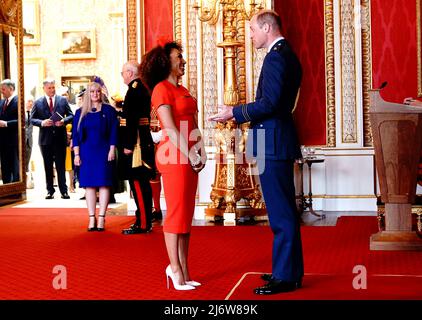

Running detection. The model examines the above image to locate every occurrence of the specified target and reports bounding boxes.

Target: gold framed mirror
[0,0,26,203]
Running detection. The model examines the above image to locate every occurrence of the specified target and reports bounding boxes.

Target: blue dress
[72,104,118,187]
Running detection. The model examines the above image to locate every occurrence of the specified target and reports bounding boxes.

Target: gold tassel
[132,133,152,169]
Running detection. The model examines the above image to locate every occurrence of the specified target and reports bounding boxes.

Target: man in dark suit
[24,96,34,173]
[31,78,74,199]
[210,10,304,294]
[0,79,19,183]
[119,61,156,234]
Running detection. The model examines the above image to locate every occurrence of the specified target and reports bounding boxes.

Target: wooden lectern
[369,89,422,250]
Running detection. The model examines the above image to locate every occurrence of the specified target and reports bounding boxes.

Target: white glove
[151,130,163,144]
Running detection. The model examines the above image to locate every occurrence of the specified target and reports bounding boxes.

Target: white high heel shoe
[165,265,195,291]
[185,280,201,287]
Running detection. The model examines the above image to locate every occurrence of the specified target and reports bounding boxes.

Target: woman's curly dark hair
[140,41,183,93]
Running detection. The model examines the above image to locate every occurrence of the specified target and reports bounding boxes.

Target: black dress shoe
[61,193,70,199]
[151,210,163,222]
[261,273,273,282]
[254,279,302,295]
[121,224,152,235]
[45,193,54,199]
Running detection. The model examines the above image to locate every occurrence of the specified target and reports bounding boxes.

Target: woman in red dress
[141,42,206,290]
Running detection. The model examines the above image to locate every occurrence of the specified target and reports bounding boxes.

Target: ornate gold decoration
[193,0,266,220]
[202,22,218,146]
[325,0,336,147]
[126,0,137,61]
[187,0,199,96]
[0,0,18,26]
[340,0,357,143]
[361,0,373,146]
[377,206,422,234]
[174,0,182,42]
[0,0,27,199]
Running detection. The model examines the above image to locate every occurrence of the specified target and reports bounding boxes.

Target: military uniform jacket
[233,39,302,161]
[119,78,155,179]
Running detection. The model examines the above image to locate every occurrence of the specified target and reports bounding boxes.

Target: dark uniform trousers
[121,78,156,231]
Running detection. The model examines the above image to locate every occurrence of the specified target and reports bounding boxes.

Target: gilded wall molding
[325,0,336,147]
[0,0,27,198]
[187,0,198,97]
[340,0,358,143]
[235,0,246,104]
[361,0,373,146]
[126,0,137,60]
[174,0,182,42]
[202,23,217,146]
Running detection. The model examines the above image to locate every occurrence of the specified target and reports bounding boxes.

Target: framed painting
[23,57,45,99]
[22,0,40,45]
[61,76,92,104]
[60,28,96,60]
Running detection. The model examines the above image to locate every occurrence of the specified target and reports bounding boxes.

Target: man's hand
[0,120,7,127]
[124,148,133,155]
[151,130,163,144]
[108,149,116,161]
[42,119,54,127]
[54,120,65,127]
[208,104,234,122]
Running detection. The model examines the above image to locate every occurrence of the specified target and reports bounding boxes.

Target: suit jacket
[30,95,74,146]
[0,96,19,146]
[72,104,118,148]
[233,39,302,160]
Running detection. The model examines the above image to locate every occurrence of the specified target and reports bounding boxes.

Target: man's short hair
[255,10,282,33]
[0,79,15,90]
[42,78,55,86]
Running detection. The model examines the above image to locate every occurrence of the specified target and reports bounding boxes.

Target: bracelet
[190,154,201,167]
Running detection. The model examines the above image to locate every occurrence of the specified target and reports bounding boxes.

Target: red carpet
[0,209,421,300]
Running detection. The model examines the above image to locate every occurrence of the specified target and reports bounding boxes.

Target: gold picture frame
[23,57,45,99]
[61,76,92,104]
[60,28,96,60]
[22,0,40,45]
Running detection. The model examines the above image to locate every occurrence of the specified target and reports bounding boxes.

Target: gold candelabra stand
[194,0,266,222]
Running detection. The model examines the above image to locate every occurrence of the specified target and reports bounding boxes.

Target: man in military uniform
[120,61,155,234]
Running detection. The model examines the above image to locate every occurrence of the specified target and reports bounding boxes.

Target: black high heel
[87,215,97,232]
[97,214,106,231]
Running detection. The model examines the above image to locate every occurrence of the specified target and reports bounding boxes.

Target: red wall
[275,0,327,146]
[371,0,418,103]
[143,0,173,53]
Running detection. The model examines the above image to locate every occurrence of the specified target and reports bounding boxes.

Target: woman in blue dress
[72,82,118,231]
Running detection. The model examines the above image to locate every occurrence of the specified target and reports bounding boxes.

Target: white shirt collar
[5,94,16,103]
[45,95,55,102]
[267,36,285,52]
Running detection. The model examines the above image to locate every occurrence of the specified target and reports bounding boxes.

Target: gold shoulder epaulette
[132,81,138,89]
